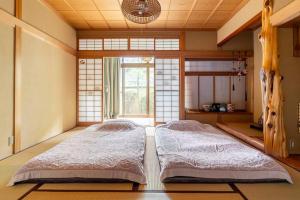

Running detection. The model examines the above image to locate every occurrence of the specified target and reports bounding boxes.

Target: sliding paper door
[155,58,180,123]
[78,58,103,124]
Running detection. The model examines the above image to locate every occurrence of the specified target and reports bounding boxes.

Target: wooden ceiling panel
[146,20,166,28]
[93,0,121,10]
[107,20,127,28]
[88,20,109,28]
[46,0,72,11]
[210,11,232,20]
[79,11,104,20]
[64,0,98,11]
[185,20,205,28]
[189,11,211,21]
[101,10,125,20]
[157,11,168,21]
[70,20,90,29]
[45,0,247,30]
[127,21,146,28]
[158,0,171,10]
[194,0,220,10]
[169,0,195,10]
[167,11,190,21]
[59,11,83,21]
[218,0,245,11]
[166,20,186,28]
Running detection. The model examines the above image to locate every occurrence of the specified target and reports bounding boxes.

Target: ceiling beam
[217,0,262,46]
[270,0,300,26]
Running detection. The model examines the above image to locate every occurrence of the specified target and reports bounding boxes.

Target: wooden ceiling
[44,0,249,30]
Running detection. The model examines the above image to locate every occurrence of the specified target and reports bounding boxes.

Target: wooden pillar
[13,0,22,153]
[259,0,288,158]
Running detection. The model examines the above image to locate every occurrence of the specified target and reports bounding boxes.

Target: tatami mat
[0,127,300,200]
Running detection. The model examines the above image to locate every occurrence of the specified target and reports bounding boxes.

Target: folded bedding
[155,120,292,183]
[9,120,146,186]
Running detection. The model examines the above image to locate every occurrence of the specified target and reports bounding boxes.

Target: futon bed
[9,120,147,186]
[155,120,292,183]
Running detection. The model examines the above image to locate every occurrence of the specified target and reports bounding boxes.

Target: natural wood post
[259,0,288,158]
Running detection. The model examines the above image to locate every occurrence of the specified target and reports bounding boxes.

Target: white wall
[20,32,76,150]
[18,0,77,150]
[0,0,77,154]
[253,27,263,123]
[0,22,14,159]
[278,28,300,153]
[22,0,76,48]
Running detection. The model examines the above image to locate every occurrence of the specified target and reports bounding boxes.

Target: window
[78,37,181,51]
[79,39,102,50]
[155,39,180,50]
[120,57,154,117]
[155,58,180,122]
[185,60,247,111]
[78,58,103,123]
[104,38,128,50]
[130,38,154,50]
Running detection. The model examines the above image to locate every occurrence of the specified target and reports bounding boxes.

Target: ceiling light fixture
[121,0,161,24]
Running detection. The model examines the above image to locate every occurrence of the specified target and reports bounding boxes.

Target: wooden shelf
[186,110,252,115]
[185,71,246,76]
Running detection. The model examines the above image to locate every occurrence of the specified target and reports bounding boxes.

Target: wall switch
[289,139,295,149]
[8,136,14,146]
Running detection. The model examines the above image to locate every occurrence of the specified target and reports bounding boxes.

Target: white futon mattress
[9,123,146,185]
[155,122,292,183]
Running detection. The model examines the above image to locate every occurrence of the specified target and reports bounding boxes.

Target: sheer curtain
[103,57,120,119]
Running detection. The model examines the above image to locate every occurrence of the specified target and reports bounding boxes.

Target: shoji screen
[78,58,103,123]
[155,58,180,123]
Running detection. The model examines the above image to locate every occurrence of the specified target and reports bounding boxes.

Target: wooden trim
[185,71,246,76]
[77,50,253,59]
[270,0,300,26]
[77,30,183,39]
[213,76,216,103]
[121,63,154,68]
[216,122,264,151]
[183,50,253,59]
[180,56,185,120]
[76,28,217,32]
[180,31,185,51]
[294,26,300,57]
[217,12,262,46]
[0,8,76,56]
[13,0,22,153]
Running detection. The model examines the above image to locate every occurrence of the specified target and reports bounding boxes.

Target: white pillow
[98,120,138,131]
[166,120,206,131]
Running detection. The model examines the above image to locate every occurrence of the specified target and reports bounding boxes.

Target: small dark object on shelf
[211,103,221,112]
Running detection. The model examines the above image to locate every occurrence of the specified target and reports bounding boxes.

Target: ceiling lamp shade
[121,0,161,24]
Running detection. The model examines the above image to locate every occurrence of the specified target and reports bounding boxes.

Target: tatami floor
[1,127,300,200]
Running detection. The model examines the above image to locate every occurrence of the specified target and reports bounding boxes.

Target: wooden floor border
[18,182,248,200]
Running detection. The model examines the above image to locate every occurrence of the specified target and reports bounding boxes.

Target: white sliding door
[155,58,180,123]
[78,58,103,124]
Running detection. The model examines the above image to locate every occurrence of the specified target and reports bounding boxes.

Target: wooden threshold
[216,122,264,151]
